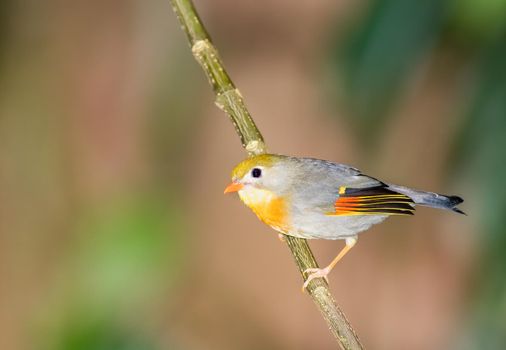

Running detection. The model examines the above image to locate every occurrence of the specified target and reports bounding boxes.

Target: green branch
[169,0,363,348]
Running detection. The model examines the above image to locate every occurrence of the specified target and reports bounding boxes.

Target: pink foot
[302,267,330,291]
[278,234,286,242]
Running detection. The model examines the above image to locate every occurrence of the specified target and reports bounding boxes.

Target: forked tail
[388,184,465,215]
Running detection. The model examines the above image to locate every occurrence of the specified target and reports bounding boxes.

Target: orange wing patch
[329,186,415,216]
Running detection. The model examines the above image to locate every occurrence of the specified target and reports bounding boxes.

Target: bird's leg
[277,233,286,242]
[302,236,357,291]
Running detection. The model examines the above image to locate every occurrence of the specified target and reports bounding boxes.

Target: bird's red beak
[224,182,243,194]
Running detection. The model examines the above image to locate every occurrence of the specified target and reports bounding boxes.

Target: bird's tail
[387,184,465,215]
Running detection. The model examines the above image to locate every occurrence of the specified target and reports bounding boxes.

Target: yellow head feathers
[230,154,282,179]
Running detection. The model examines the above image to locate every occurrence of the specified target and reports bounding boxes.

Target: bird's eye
[251,168,262,178]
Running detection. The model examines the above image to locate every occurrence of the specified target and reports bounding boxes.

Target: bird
[224,154,464,289]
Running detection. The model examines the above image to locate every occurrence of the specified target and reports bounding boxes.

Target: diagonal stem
[169,0,364,348]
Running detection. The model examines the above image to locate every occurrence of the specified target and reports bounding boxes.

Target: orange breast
[238,188,290,233]
[253,196,288,231]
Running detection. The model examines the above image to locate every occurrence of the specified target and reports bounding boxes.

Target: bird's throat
[238,187,289,233]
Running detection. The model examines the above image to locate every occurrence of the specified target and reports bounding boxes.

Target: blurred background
[0,0,505,349]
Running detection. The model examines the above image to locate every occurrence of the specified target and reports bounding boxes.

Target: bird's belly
[288,211,388,240]
[238,188,387,239]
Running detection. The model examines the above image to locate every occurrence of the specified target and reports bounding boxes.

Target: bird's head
[224,154,294,197]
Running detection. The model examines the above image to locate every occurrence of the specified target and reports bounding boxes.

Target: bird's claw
[302,267,330,292]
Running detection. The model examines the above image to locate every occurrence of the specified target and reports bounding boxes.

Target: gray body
[263,156,463,240]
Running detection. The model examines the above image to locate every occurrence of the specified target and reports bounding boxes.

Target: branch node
[191,39,209,56]
[246,140,260,153]
[246,140,263,154]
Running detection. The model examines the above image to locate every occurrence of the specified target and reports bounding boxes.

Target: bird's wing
[328,184,415,216]
[292,158,415,216]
